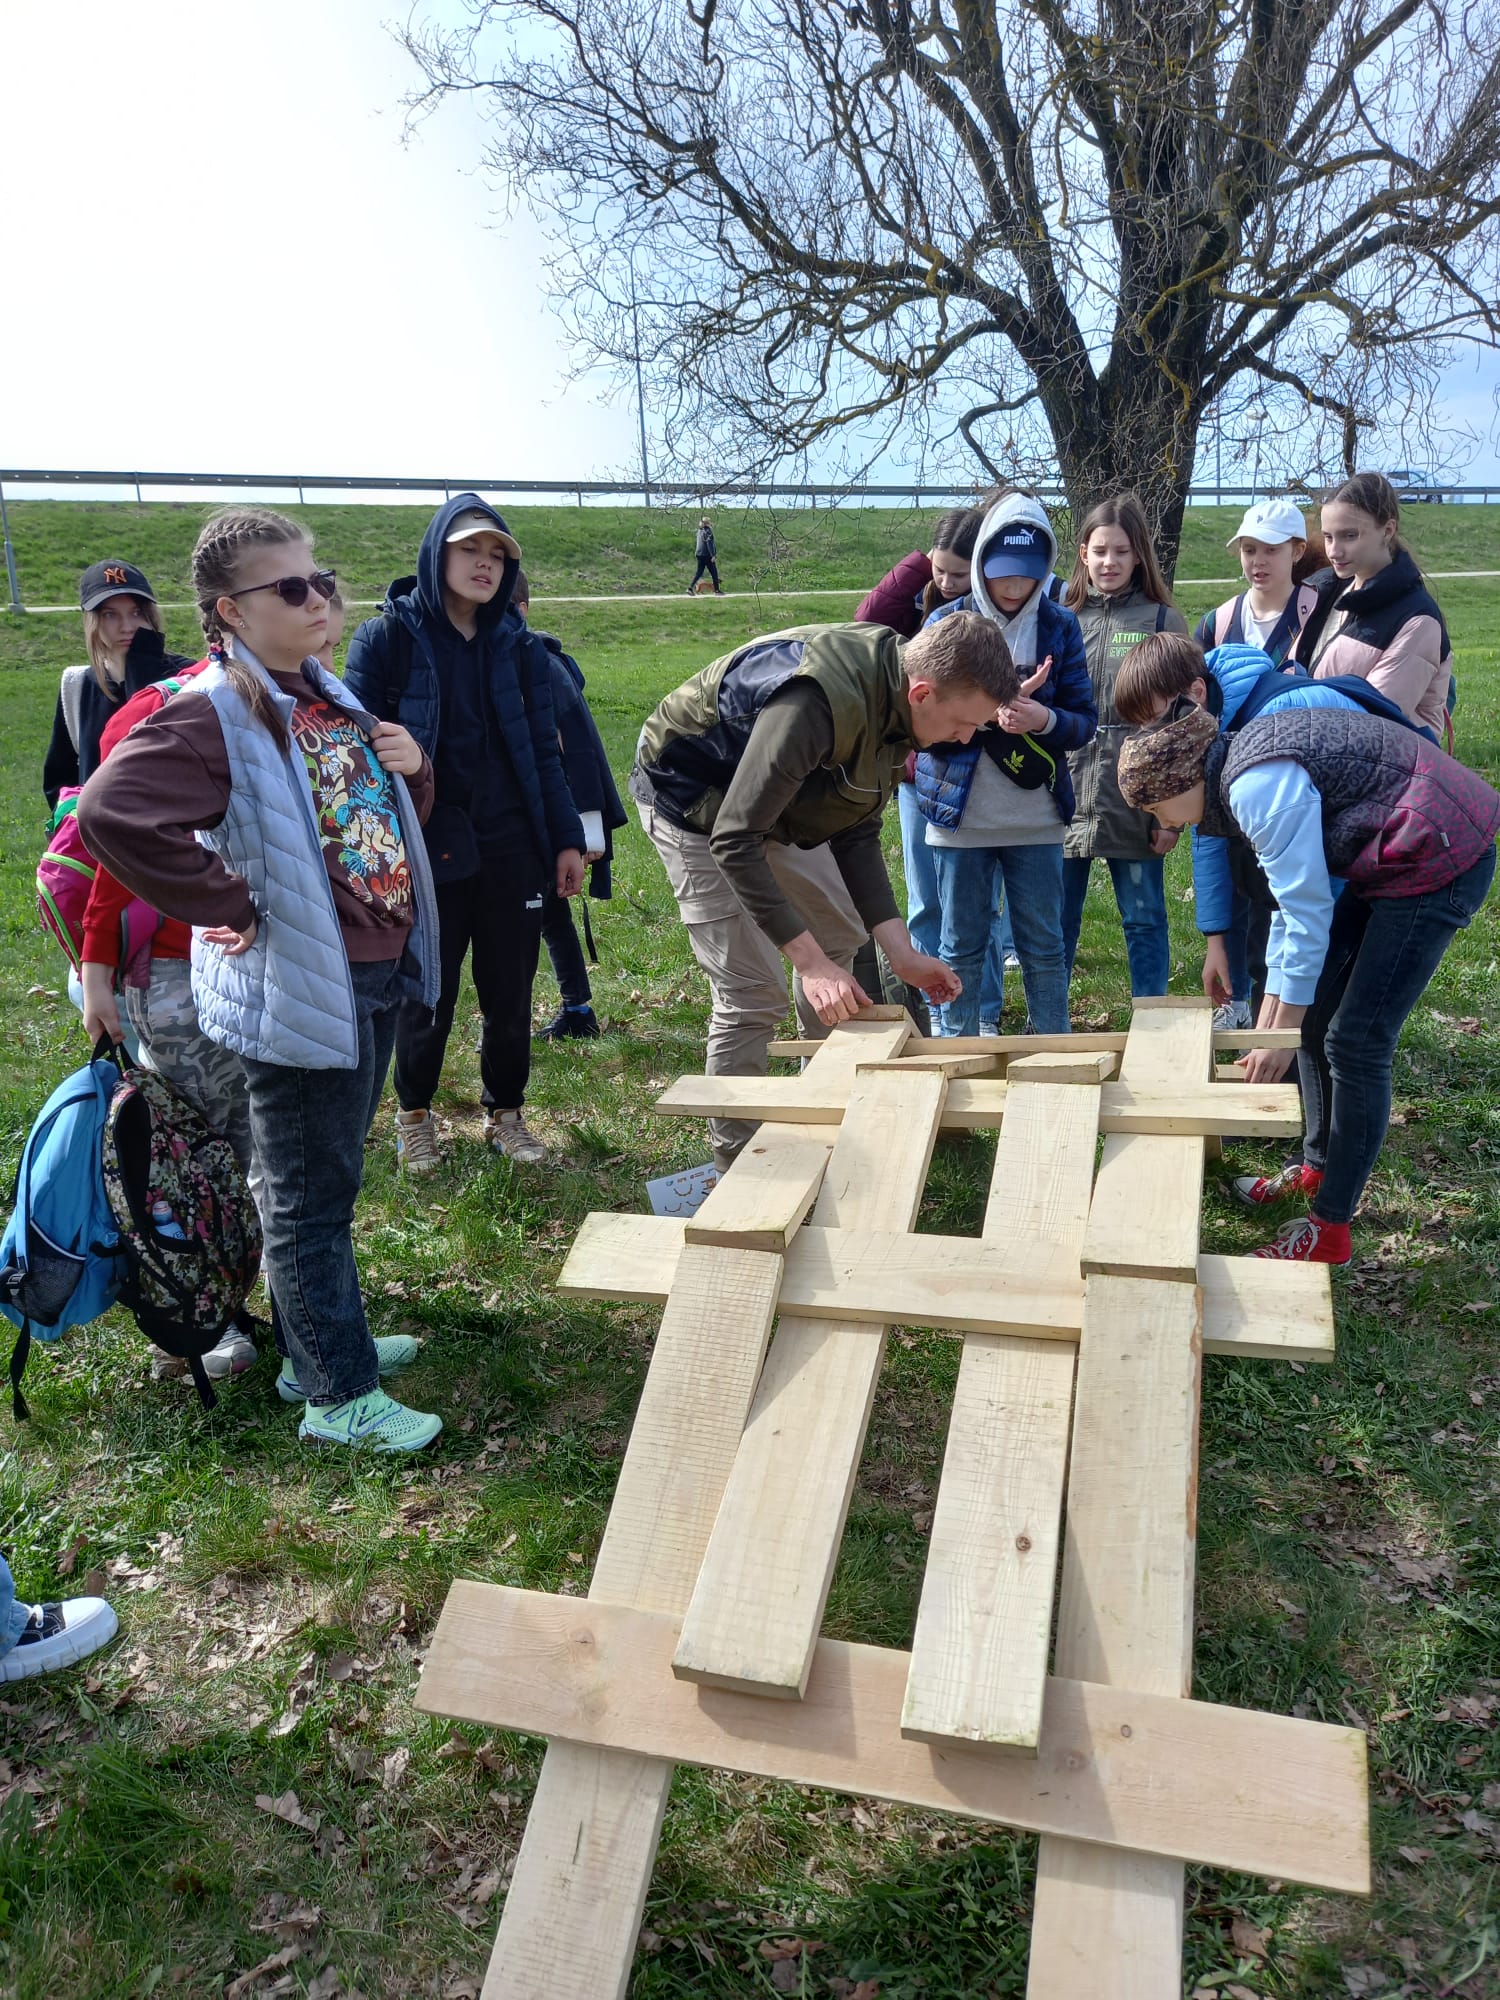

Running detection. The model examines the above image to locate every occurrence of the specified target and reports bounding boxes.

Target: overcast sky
[5,0,1498,493]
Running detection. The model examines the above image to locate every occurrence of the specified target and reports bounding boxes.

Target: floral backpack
[100,1061,262,1409]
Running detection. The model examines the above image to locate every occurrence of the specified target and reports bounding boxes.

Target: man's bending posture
[632,612,1017,1170]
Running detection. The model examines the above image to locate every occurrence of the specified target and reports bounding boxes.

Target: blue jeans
[900,787,1007,1030]
[240,957,410,1407]
[1302,847,1495,1223]
[931,843,1070,1035]
[1061,856,1170,997]
[1224,889,1252,1005]
[0,1553,27,1661]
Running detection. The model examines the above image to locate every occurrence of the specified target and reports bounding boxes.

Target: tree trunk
[1041,365,1202,581]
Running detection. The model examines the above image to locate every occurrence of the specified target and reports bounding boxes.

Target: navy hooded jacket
[343,494,585,882]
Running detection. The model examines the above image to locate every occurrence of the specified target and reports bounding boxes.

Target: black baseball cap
[79,560,157,612]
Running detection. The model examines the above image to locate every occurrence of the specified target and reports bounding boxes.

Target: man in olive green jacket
[632,611,1017,1168]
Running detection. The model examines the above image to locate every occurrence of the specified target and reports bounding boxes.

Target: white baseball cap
[1227,499,1307,548]
[444,508,522,561]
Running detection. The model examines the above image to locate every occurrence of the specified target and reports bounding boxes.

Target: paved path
[18,571,1500,614]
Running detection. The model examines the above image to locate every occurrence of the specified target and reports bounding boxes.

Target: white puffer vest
[189,649,440,1069]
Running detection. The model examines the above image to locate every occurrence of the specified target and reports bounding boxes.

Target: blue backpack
[0,1045,126,1419]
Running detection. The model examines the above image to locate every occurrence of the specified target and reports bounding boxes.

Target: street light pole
[629,261,652,508]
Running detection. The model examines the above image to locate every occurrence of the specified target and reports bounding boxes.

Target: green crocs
[277,1336,421,1404]
[298,1390,442,1454]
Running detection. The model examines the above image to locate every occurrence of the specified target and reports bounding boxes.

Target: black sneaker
[535,1005,603,1041]
[1,1595,118,1682]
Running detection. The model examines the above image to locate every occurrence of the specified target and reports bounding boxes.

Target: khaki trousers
[638,801,866,1170]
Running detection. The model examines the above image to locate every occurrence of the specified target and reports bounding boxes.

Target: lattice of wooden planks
[418,999,1369,1999]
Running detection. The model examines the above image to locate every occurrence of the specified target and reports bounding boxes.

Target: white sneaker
[1002,952,1022,972]
[395,1108,442,1174]
[1211,998,1254,1030]
[485,1111,548,1165]
[0,1595,118,1681]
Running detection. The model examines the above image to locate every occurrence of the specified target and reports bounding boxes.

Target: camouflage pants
[125,959,254,1178]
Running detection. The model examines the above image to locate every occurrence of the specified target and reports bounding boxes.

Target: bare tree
[402,0,1500,565]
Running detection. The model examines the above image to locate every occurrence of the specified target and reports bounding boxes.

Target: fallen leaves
[255,1791,320,1835]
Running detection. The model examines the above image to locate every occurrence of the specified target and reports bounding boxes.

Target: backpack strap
[10,1320,31,1423]
[1155,603,1170,633]
[60,666,90,752]
[1214,597,1243,648]
[187,1352,218,1414]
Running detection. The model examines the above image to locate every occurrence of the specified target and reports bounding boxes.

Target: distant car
[1385,468,1445,503]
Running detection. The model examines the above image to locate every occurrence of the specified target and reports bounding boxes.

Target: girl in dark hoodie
[343,497,585,1172]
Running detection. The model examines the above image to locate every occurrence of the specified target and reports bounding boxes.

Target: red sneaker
[1232,1162,1324,1209]
[1251,1214,1351,1264]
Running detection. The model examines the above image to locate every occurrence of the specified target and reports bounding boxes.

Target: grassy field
[0,526,1497,1996]
[6,496,1500,619]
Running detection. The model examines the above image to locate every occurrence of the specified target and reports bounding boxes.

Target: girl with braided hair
[78,508,445,1453]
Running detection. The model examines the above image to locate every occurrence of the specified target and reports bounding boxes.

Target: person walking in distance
[689,516,724,595]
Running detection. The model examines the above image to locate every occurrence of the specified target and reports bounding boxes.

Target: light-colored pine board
[903,1079,1095,1752]
[1027,1273,1206,1994]
[419,1584,1371,1895]
[1131,993,1216,1010]
[856,1052,1000,1076]
[1029,998,1216,1998]
[682,1137,833,1251]
[769,1029,1304,1060]
[656,1074,1303,1137]
[466,1039,872,2000]
[1081,1133,1205,1283]
[1198,1253,1333,1363]
[556,1213,1334,1363]
[1006,1049,1118,1083]
[672,1065,949,1697]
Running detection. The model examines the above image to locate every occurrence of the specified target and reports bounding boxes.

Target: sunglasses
[233,569,337,608]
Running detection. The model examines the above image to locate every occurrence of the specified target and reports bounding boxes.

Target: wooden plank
[1027,1275,1206,1993]
[418,1584,1371,1895]
[672,1066,949,1698]
[656,1074,1303,1137]
[682,1137,832,1251]
[770,1028,1303,1060]
[1029,999,1216,1998]
[1199,1253,1333,1364]
[903,1081,1094,1753]
[556,1213,1335,1363]
[1130,993,1216,1010]
[1081,1133,1205,1284]
[1006,1049,1118,1083]
[466,1066,858,1999]
[856,1052,1000,1076]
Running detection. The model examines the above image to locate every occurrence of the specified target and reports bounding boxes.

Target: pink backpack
[37,795,161,985]
[36,791,97,974]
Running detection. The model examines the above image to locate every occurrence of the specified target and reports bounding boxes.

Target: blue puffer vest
[189,656,440,1070]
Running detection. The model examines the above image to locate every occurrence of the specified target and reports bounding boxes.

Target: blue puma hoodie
[344,494,584,882]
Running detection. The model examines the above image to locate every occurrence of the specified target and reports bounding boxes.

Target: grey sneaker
[1211,998,1254,1030]
[201,1322,258,1381]
[484,1111,548,1166]
[150,1346,189,1383]
[395,1109,442,1175]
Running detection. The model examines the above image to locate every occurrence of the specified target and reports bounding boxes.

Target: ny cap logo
[103,565,129,586]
